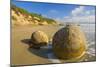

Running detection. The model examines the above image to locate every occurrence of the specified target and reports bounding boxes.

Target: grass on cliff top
[11,4,57,24]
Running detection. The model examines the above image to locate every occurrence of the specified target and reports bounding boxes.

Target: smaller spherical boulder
[31,31,49,48]
[52,24,86,59]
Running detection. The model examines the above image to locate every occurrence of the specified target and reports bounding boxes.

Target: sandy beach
[11,25,62,65]
[11,24,96,66]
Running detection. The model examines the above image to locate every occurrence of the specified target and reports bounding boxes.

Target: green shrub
[11,4,57,24]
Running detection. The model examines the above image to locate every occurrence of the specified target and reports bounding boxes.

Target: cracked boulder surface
[52,24,87,60]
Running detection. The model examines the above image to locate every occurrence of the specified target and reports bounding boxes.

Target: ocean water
[80,24,95,44]
[41,24,96,63]
[80,24,96,61]
[58,24,96,62]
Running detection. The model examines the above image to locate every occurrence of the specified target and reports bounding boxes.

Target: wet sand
[11,25,96,66]
[11,25,61,65]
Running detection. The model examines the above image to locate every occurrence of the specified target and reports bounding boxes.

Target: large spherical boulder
[31,31,49,48]
[52,24,86,59]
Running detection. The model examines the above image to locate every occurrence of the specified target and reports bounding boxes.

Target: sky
[11,0,96,24]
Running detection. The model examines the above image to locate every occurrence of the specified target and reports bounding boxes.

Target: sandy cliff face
[12,10,32,25]
[12,10,45,25]
[11,5,57,26]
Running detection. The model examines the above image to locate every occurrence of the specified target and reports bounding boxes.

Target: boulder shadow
[21,39,55,59]
[21,39,31,44]
[21,39,32,47]
[28,47,49,58]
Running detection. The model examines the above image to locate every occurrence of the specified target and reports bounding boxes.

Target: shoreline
[11,25,96,65]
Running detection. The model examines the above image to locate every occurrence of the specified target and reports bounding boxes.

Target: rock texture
[52,24,86,59]
[31,31,49,48]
